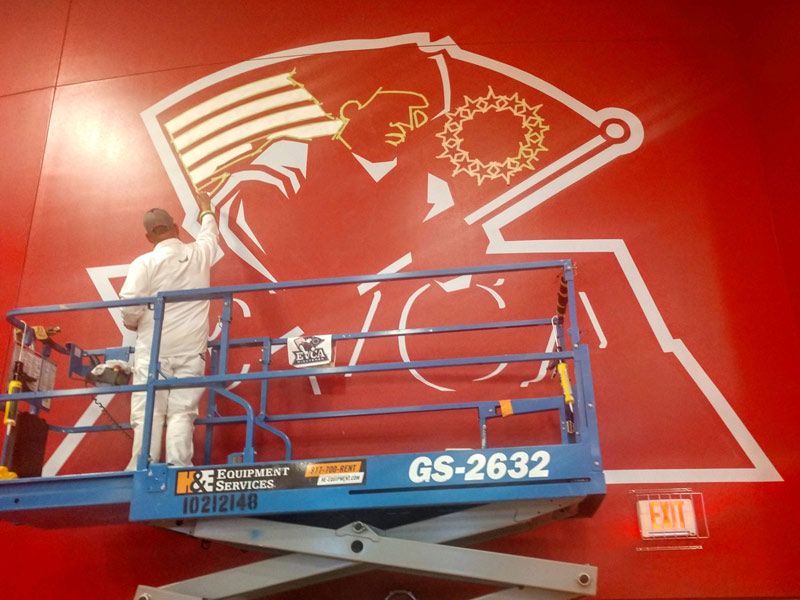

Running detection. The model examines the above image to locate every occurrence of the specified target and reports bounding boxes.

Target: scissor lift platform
[0,261,604,598]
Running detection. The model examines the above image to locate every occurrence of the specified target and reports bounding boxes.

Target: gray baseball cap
[143,208,175,234]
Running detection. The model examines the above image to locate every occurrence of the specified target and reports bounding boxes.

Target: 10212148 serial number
[182,492,258,515]
[408,450,551,484]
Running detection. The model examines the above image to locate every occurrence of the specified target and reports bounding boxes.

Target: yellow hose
[4,380,21,427]
[557,362,574,405]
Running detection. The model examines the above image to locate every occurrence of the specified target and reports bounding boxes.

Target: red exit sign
[637,498,698,539]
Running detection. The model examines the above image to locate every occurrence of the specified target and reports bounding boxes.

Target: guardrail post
[203,346,219,465]
[563,262,581,348]
[217,295,233,377]
[137,297,166,471]
[259,338,271,418]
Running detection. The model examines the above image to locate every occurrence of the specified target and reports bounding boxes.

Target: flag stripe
[165,72,296,134]
[265,119,343,143]
[182,104,329,167]
[188,119,343,185]
[189,143,253,185]
[173,88,316,151]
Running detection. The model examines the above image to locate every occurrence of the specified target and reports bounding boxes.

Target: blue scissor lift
[0,260,604,600]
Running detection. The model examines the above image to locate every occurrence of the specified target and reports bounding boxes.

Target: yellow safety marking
[557,362,574,405]
[3,380,21,426]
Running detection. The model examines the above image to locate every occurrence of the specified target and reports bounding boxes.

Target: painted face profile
[335,88,430,161]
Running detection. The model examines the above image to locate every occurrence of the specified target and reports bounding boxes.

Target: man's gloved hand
[194,189,212,214]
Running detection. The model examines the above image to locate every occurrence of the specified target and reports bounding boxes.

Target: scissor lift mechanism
[0,260,604,599]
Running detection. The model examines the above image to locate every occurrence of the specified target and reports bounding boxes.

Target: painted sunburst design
[436,87,549,185]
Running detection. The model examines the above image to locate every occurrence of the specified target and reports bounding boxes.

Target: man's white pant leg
[126,358,168,471]
[164,354,205,466]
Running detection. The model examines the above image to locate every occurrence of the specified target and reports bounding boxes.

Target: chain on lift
[91,395,133,440]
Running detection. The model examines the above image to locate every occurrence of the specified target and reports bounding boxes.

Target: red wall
[0,1,67,370]
[742,2,800,325]
[1,2,799,599]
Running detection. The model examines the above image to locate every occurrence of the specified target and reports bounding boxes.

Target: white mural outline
[424,173,455,221]
[43,265,131,476]
[579,291,608,349]
[49,34,779,485]
[345,290,382,377]
[520,323,559,388]
[398,276,509,392]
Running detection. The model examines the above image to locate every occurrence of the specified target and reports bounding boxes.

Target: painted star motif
[436,87,549,185]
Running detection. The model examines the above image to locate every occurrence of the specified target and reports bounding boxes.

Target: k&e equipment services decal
[175,460,365,495]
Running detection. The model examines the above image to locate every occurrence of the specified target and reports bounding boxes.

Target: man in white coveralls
[120,193,218,469]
